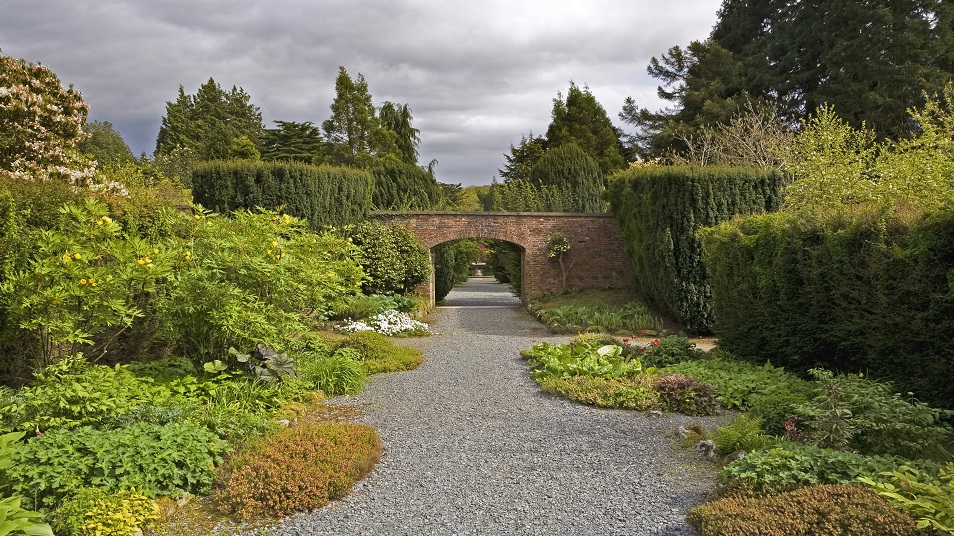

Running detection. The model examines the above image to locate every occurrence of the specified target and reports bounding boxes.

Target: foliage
[213,421,381,519]
[337,331,424,375]
[155,78,265,162]
[0,431,53,536]
[0,199,172,365]
[524,341,651,381]
[483,177,575,213]
[433,241,458,302]
[688,484,919,536]
[321,67,396,168]
[653,373,718,416]
[498,133,546,183]
[533,302,663,335]
[0,54,95,189]
[545,232,573,293]
[158,208,364,366]
[631,335,700,368]
[6,421,228,511]
[713,414,779,455]
[664,357,815,434]
[860,463,954,534]
[54,487,159,536]
[78,121,135,168]
[378,102,420,166]
[259,120,325,164]
[348,221,430,295]
[227,344,297,384]
[535,375,660,411]
[700,204,954,409]
[484,240,522,295]
[795,369,954,460]
[370,158,442,210]
[191,160,373,230]
[0,355,166,433]
[606,165,784,333]
[294,348,365,396]
[545,82,627,176]
[529,143,605,213]
[717,443,940,496]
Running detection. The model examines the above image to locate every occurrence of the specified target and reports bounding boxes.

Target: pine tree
[322,67,396,167]
[498,133,546,183]
[260,120,325,163]
[546,82,627,175]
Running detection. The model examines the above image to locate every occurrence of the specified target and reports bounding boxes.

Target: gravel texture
[254,279,726,536]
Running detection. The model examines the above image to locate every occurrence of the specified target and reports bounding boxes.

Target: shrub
[653,374,718,416]
[213,422,382,519]
[700,204,954,409]
[54,487,159,536]
[607,165,784,333]
[525,341,648,380]
[664,356,815,434]
[535,303,663,335]
[536,375,660,411]
[295,348,366,396]
[861,463,954,534]
[687,484,919,536]
[718,443,941,496]
[635,336,701,368]
[0,431,53,536]
[338,309,430,336]
[7,422,228,511]
[348,221,430,296]
[191,161,372,230]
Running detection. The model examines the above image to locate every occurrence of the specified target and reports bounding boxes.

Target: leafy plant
[7,422,229,511]
[227,344,298,383]
[688,484,919,536]
[0,431,53,536]
[632,336,700,368]
[295,348,366,396]
[213,422,381,519]
[860,463,954,534]
[536,375,660,411]
[713,414,778,455]
[54,487,159,536]
[653,374,718,416]
[525,341,652,380]
[339,331,424,374]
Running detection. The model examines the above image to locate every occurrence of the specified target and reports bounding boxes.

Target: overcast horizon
[1,1,722,186]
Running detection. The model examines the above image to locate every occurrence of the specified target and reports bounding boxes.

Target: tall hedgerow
[606,165,784,333]
[191,160,372,230]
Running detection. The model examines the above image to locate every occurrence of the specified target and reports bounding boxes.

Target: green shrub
[718,443,941,496]
[700,204,954,409]
[607,165,784,333]
[7,422,229,511]
[653,374,718,416]
[191,161,372,230]
[0,431,53,536]
[0,355,168,434]
[535,303,663,335]
[664,356,815,434]
[795,369,954,461]
[687,484,919,536]
[295,348,366,396]
[536,375,660,411]
[713,414,779,455]
[861,463,954,534]
[635,336,701,368]
[348,221,430,295]
[54,487,159,536]
[213,422,382,519]
[525,341,648,380]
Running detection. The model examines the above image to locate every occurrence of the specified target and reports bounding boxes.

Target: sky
[1,0,722,186]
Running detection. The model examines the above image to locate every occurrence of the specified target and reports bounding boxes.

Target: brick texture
[372,211,635,305]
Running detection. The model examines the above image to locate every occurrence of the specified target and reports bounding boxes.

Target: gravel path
[261,279,724,536]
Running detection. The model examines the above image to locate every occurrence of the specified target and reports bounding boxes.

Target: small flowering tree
[546,232,574,293]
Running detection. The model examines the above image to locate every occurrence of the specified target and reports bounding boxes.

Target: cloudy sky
[1,0,721,186]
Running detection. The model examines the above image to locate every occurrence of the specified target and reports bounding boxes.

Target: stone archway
[371,211,635,305]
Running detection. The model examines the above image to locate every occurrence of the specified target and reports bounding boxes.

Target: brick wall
[372,211,635,305]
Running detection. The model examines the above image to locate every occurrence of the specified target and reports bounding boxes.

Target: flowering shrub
[653,373,718,415]
[625,335,700,368]
[214,422,381,519]
[339,309,429,336]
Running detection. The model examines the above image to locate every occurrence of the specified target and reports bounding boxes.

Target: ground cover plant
[528,289,665,335]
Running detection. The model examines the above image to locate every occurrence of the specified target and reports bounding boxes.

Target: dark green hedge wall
[606,165,784,333]
[192,161,372,230]
[701,206,954,408]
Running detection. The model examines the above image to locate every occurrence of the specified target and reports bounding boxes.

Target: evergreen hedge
[370,160,443,210]
[700,205,954,409]
[606,165,784,333]
[192,161,372,229]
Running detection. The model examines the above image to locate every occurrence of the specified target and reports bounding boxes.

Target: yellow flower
[327,272,336,278]
[62,254,71,263]
[102,216,112,224]
[267,249,273,255]
[90,281,97,287]
[73,253,82,260]
[79,279,87,285]
[137,259,145,265]
[147,263,155,270]
[52,298,62,305]
[271,241,278,247]
[207,222,212,227]
[153,247,159,254]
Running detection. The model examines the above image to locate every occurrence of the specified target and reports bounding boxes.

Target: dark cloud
[1,0,720,185]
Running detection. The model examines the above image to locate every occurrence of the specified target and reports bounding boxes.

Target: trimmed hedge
[700,205,954,408]
[192,160,372,230]
[606,165,784,333]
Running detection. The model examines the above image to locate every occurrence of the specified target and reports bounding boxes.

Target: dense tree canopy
[79,121,135,168]
[379,101,420,166]
[498,133,546,183]
[155,78,265,161]
[529,143,604,212]
[546,82,627,175]
[321,67,397,167]
[260,120,325,164]
[627,0,954,159]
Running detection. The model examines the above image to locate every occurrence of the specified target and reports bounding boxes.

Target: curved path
[264,279,722,535]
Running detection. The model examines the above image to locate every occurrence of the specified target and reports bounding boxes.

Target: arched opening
[426,237,526,306]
